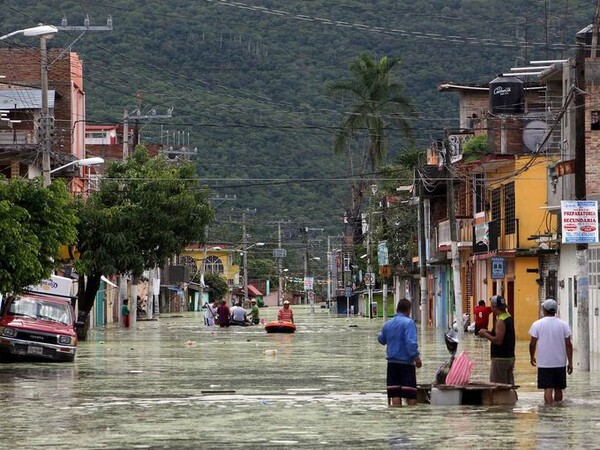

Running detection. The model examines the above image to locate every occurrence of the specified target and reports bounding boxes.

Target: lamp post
[242,242,265,305]
[0,25,58,187]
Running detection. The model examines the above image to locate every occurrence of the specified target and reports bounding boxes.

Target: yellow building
[181,245,241,307]
[467,155,555,339]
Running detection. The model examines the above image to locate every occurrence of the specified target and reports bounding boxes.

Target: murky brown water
[1,307,600,449]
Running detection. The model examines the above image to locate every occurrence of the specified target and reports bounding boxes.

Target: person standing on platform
[478,295,515,385]
[529,299,573,405]
[377,298,422,407]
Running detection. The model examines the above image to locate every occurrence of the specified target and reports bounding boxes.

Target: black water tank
[489,75,524,114]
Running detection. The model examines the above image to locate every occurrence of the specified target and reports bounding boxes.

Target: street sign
[344,286,352,297]
[364,273,375,286]
[379,265,391,278]
[491,256,505,279]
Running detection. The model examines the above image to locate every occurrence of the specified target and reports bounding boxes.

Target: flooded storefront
[1,308,600,449]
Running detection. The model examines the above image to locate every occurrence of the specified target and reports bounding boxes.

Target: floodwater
[2,307,600,449]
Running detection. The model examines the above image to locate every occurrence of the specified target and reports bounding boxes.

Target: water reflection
[0,308,599,449]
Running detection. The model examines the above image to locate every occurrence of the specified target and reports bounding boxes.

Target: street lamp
[50,156,104,174]
[0,25,58,41]
[0,25,59,188]
[242,242,265,305]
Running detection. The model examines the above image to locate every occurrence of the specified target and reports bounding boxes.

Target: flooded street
[2,308,600,449]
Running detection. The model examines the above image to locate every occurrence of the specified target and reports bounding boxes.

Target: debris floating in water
[264,349,278,356]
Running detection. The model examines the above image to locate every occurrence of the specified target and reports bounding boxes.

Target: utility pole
[326,235,342,314]
[277,221,283,307]
[575,33,590,371]
[327,236,332,311]
[242,212,248,304]
[40,34,52,187]
[122,106,174,159]
[445,131,464,340]
[418,177,429,332]
[44,16,112,186]
[197,195,236,312]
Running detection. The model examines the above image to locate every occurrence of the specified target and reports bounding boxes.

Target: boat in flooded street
[1,308,600,449]
[264,320,296,333]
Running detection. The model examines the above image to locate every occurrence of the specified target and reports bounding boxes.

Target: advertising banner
[304,277,314,291]
[377,241,389,266]
[561,200,599,244]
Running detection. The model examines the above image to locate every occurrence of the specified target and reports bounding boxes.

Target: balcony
[472,219,520,254]
[437,217,474,251]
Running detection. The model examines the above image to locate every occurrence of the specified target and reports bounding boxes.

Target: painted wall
[513,257,543,339]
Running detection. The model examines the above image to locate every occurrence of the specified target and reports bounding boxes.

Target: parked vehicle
[0,293,79,362]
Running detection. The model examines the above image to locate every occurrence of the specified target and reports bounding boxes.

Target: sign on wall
[561,200,599,244]
[491,256,506,279]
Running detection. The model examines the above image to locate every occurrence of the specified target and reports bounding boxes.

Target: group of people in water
[379,295,573,407]
[203,298,295,328]
[203,298,259,327]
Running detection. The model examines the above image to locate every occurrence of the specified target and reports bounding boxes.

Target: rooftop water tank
[489,75,524,115]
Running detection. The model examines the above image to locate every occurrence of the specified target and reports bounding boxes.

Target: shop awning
[247,284,263,296]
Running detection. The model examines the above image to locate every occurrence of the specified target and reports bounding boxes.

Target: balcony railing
[437,218,474,250]
[0,129,35,145]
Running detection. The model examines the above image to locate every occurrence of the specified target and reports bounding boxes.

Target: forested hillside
[1,0,595,247]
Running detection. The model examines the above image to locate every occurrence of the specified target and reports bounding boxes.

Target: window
[504,182,515,235]
[205,256,224,274]
[592,111,600,130]
[491,188,501,222]
[474,174,485,213]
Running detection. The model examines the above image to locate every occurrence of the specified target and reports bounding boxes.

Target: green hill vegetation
[1,0,595,253]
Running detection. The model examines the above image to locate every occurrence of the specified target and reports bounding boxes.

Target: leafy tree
[0,178,77,295]
[360,161,418,284]
[74,147,213,337]
[462,134,488,161]
[204,272,228,302]
[326,52,416,244]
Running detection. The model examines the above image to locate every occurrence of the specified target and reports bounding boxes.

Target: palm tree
[327,52,415,244]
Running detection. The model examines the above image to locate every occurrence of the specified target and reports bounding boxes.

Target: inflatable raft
[265,321,296,333]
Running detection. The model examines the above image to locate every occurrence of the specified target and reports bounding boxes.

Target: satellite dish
[523,120,549,152]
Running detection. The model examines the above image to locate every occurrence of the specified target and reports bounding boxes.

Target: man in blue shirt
[377,298,422,406]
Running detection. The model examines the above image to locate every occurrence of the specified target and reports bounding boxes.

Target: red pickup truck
[0,293,79,362]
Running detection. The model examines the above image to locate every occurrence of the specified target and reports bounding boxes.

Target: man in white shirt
[529,299,573,405]
[230,302,249,325]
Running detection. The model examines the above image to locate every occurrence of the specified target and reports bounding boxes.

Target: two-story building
[421,77,560,338]
[0,48,88,192]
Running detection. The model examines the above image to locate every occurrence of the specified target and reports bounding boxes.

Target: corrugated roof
[0,89,56,109]
[247,284,263,296]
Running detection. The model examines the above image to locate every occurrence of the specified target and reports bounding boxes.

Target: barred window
[491,188,501,222]
[504,182,515,235]
[589,247,600,287]
[474,174,485,213]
